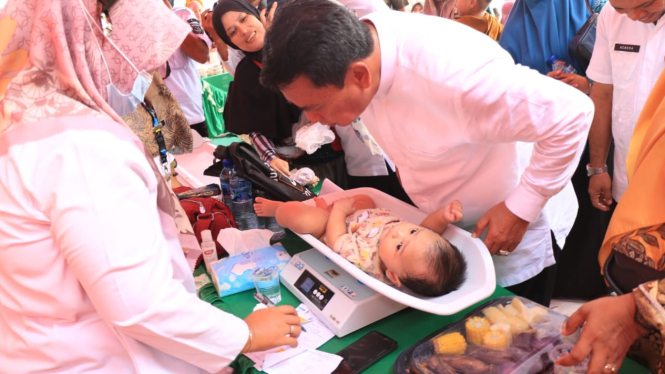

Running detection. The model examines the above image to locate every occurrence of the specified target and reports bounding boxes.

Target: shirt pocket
[610,49,641,89]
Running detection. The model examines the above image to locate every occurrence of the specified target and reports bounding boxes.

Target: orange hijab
[598,67,665,271]
[455,13,503,41]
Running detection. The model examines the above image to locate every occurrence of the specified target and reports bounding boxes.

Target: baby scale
[281,182,496,336]
[280,248,407,337]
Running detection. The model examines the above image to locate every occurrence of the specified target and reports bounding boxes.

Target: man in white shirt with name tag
[586,0,665,211]
[259,0,593,306]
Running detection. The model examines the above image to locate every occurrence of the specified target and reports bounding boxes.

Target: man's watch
[586,164,608,177]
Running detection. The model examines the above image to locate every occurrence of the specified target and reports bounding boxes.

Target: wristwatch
[586,164,608,177]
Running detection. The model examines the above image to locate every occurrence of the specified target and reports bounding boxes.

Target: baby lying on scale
[254,195,467,297]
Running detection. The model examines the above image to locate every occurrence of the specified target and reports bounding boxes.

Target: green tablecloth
[204,72,234,93]
[195,231,649,374]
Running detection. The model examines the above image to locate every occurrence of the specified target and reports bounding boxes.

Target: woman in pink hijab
[0,0,301,372]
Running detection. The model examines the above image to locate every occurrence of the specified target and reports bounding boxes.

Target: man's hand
[260,2,277,30]
[546,71,591,95]
[269,158,290,176]
[472,202,529,255]
[557,295,646,373]
[588,173,613,211]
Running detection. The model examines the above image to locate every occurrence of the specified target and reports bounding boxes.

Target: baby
[254,195,467,297]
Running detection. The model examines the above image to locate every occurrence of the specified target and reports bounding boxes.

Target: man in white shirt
[260,0,593,306]
[163,3,211,138]
[586,0,665,211]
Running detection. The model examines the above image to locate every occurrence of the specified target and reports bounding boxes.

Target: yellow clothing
[598,66,665,272]
[455,13,503,41]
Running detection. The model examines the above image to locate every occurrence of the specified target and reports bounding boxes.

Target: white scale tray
[295,185,496,315]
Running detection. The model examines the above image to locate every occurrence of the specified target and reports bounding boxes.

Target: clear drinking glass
[252,265,281,304]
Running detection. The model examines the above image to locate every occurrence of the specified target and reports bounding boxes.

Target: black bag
[568,0,599,75]
[204,142,315,202]
[604,251,665,295]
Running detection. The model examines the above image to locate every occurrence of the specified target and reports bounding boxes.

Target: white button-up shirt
[587,5,665,201]
[0,118,248,373]
[360,11,593,286]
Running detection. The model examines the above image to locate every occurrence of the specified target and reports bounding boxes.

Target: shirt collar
[362,12,397,98]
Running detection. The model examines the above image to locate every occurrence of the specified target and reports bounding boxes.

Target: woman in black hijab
[211,0,347,186]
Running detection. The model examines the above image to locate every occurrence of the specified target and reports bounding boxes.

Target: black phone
[331,331,398,374]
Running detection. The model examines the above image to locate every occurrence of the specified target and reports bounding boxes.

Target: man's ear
[385,269,402,287]
[347,61,372,90]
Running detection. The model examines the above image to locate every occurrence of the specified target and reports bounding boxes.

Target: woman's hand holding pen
[242,305,302,353]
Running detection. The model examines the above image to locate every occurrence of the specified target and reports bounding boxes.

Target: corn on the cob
[433,332,467,355]
[483,330,509,351]
[465,317,490,345]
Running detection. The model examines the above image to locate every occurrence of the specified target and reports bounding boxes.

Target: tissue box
[211,244,291,297]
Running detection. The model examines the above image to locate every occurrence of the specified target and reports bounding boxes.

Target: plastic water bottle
[547,55,577,74]
[231,166,259,230]
[219,159,234,208]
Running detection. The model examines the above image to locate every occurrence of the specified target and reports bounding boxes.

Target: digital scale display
[294,270,334,311]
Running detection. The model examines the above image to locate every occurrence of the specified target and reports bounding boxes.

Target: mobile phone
[331,331,398,374]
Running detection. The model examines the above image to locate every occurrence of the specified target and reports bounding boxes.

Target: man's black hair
[401,241,467,297]
[260,0,374,91]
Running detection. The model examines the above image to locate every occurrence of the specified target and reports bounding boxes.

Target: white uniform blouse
[586,5,665,201]
[0,117,248,373]
[360,11,593,286]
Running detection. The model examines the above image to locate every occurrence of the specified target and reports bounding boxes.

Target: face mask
[105,71,152,117]
[80,0,153,116]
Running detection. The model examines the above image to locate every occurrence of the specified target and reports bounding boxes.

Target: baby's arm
[324,198,356,249]
[420,200,463,234]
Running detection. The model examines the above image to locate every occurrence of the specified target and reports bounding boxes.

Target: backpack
[174,187,237,261]
[569,0,599,75]
[204,142,315,202]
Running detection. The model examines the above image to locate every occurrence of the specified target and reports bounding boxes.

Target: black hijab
[212,0,264,62]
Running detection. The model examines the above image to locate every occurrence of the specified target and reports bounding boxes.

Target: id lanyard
[142,103,170,176]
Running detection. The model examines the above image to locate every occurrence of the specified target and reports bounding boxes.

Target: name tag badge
[614,43,641,53]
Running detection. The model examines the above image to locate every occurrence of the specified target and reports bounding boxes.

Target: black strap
[142,102,169,173]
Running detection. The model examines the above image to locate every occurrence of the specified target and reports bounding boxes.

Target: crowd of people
[1,0,665,373]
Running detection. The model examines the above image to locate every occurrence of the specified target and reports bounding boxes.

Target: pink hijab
[423,0,456,19]
[0,0,202,265]
[0,0,190,132]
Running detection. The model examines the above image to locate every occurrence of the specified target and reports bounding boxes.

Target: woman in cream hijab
[0,0,301,372]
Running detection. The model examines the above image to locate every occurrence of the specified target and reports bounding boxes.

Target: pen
[253,293,308,333]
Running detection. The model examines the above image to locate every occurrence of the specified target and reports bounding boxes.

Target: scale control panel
[294,269,335,310]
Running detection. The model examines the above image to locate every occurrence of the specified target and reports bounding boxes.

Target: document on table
[264,350,343,374]
[244,303,335,371]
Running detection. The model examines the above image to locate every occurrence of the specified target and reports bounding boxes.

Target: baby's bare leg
[274,201,330,238]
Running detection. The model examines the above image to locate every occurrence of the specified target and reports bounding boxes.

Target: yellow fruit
[433,332,467,355]
[465,317,490,346]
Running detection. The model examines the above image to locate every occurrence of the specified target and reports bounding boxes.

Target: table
[207,232,649,374]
